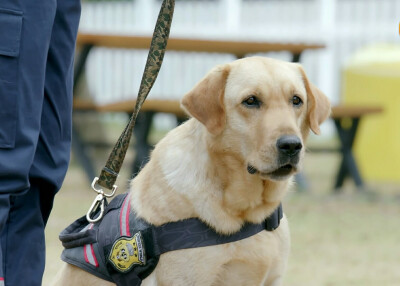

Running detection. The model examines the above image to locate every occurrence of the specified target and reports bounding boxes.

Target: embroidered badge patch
[108,232,146,273]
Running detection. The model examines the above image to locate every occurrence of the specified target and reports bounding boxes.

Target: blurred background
[44,0,400,285]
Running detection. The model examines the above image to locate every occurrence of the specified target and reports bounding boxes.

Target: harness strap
[59,216,97,249]
[153,204,283,255]
[60,193,283,286]
[61,194,282,252]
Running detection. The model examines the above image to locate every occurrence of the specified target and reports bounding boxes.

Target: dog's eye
[291,95,303,107]
[242,96,261,108]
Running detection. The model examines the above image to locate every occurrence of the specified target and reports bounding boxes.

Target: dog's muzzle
[247,135,302,178]
[276,135,302,159]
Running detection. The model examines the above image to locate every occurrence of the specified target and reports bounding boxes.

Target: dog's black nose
[276,135,302,157]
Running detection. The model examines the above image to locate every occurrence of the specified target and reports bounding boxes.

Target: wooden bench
[76,33,324,60]
[73,98,187,117]
[73,33,325,92]
[74,99,383,121]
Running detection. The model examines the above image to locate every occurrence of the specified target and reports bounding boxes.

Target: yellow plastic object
[342,44,400,182]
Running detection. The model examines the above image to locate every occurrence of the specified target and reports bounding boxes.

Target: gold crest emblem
[108,232,146,272]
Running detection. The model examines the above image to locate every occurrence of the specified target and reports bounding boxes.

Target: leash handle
[86,0,175,222]
[98,0,175,190]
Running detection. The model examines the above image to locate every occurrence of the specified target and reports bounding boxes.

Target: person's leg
[0,1,56,193]
[0,1,57,284]
[29,0,81,224]
[0,195,10,285]
[0,0,80,285]
[2,186,47,286]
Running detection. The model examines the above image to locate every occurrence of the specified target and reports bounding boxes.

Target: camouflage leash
[87,0,175,223]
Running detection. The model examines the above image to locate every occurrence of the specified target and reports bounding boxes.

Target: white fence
[78,0,400,107]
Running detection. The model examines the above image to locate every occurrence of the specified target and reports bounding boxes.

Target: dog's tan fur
[53,57,330,286]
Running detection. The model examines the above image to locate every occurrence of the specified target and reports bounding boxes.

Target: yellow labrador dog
[53,56,330,286]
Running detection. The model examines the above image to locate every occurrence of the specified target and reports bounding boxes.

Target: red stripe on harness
[120,194,131,237]
[83,244,89,263]
[125,196,131,236]
[90,244,99,267]
[83,224,99,267]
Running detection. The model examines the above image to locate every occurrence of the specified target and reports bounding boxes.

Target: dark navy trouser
[0,0,81,285]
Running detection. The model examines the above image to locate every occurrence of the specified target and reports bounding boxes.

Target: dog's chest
[149,231,276,286]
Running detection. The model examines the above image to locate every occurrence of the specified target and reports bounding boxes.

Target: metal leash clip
[86,177,118,223]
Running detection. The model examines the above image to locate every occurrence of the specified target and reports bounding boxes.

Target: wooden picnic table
[76,33,324,60]
[74,33,324,89]
[73,33,326,187]
[330,106,383,190]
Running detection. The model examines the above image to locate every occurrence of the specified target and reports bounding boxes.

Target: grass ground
[43,147,400,286]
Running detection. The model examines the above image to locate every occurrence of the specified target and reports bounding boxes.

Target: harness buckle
[86,177,118,223]
[91,176,118,198]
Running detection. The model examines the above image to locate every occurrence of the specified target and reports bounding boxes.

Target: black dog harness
[60,193,283,286]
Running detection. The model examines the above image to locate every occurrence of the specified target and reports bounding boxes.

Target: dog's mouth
[268,164,294,178]
[248,164,296,180]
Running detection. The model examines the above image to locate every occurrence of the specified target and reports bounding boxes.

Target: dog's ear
[181,65,230,135]
[297,65,331,135]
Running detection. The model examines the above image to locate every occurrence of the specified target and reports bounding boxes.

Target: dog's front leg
[52,263,115,286]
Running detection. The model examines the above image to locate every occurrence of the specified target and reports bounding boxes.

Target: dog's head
[181,57,330,182]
